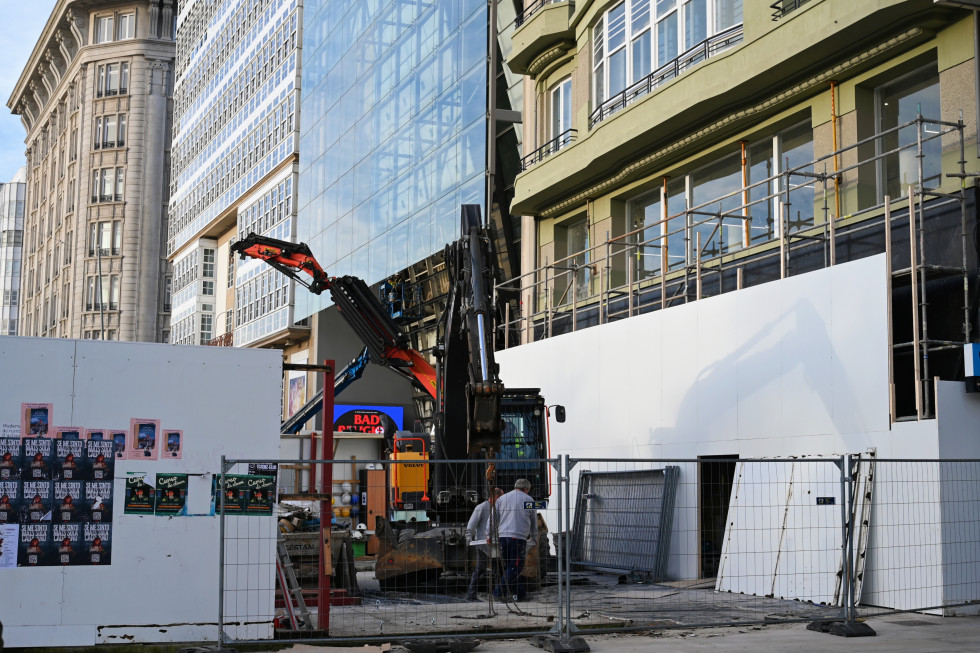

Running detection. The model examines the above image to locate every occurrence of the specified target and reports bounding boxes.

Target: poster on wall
[54,426,83,440]
[83,522,111,565]
[0,437,21,481]
[111,430,128,459]
[23,437,54,481]
[52,522,82,566]
[0,481,20,523]
[245,475,275,515]
[86,439,115,482]
[23,480,52,522]
[155,473,188,516]
[129,419,160,460]
[215,475,247,514]
[20,403,52,439]
[0,523,18,568]
[18,522,50,566]
[162,430,183,460]
[53,481,83,523]
[124,474,156,515]
[55,438,85,481]
[85,481,113,522]
[85,429,105,441]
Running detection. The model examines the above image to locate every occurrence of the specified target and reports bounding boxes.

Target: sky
[0,2,57,182]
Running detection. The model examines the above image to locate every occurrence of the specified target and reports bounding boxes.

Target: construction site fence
[216,455,980,646]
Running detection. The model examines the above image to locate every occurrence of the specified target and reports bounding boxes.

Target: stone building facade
[7,0,176,341]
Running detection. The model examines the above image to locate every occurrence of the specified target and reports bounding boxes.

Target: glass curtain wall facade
[0,169,27,335]
[296,0,488,319]
[170,0,302,346]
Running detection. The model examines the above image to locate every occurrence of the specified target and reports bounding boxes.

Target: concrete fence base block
[807,620,876,637]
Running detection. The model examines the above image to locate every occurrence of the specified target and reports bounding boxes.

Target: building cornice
[7,1,81,115]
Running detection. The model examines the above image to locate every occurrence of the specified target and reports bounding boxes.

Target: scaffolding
[498,115,978,422]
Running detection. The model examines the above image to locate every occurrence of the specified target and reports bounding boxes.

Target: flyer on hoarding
[18,522,50,567]
[86,439,115,482]
[23,437,54,481]
[21,403,52,439]
[0,481,20,524]
[162,429,183,460]
[55,438,85,481]
[129,419,160,461]
[0,437,21,481]
[83,522,111,565]
[85,481,113,523]
[0,523,18,568]
[54,426,83,440]
[155,473,188,516]
[123,473,156,515]
[52,522,82,566]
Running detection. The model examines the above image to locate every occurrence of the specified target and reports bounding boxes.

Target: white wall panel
[0,337,282,647]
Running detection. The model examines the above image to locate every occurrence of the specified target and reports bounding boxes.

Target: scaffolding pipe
[661,242,668,310]
[909,186,922,420]
[696,232,703,300]
[829,81,842,222]
[884,196,895,424]
[915,119,931,418]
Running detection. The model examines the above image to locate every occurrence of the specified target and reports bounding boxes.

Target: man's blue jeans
[494,537,527,600]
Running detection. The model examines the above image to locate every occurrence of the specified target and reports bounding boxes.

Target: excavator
[232,205,562,590]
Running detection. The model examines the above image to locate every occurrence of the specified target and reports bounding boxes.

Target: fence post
[218,456,228,648]
[551,458,564,636]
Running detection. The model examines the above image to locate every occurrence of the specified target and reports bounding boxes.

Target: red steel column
[317,360,335,630]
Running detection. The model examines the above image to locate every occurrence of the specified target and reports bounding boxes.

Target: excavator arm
[231,234,437,399]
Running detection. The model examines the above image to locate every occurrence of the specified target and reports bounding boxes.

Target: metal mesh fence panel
[858,459,980,617]
[218,455,980,644]
[220,457,563,644]
[560,458,848,633]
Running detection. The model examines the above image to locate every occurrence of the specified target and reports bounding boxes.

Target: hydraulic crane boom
[231,234,438,399]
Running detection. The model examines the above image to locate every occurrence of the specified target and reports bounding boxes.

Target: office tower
[0,167,27,335]
[169,0,302,347]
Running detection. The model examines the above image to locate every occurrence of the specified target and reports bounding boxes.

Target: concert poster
[20,403,52,439]
[84,481,113,522]
[123,474,156,515]
[52,522,82,566]
[155,473,188,516]
[129,419,160,461]
[245,475,275,515]
[216,475,247,515]
[85,439,115,481]
[18,522,51,566]
[0,481,20,523]
[54,426,83,440]
[23,437,54,481]
[162,429,183,460]
[23,480,52,522]
[53,481,83,523]
[112,430,127,459]
[0,437,21,481]
[55,438,86,481]
[83,522,112,565]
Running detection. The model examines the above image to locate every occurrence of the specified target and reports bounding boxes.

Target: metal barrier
[216,455,980,646]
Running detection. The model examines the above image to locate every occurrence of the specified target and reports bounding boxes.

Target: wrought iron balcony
[520,128,577,172]
[589,24,743,129]
[515,0,571,28]
[770,0,815,21]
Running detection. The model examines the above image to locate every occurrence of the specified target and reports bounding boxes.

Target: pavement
[282,612,980,653]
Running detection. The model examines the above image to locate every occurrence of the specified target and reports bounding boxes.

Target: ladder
[276,531,313,630]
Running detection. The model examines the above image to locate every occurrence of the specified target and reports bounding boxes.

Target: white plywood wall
[0,337,282,647]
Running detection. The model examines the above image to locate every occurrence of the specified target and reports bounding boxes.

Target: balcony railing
[520,128,577,172]
[589,24,744,129]
[771,0,815,21]
[515,0,571,28]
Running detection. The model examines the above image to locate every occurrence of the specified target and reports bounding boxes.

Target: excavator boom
[231,234,437,399]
